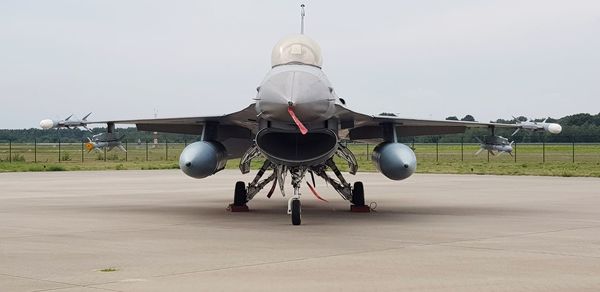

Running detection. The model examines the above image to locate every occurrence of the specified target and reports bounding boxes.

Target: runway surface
[1,170,599,291]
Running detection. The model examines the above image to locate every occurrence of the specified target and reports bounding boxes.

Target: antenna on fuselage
[300,4,306,34]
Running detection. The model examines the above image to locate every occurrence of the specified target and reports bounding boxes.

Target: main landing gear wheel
[234,181,247,206]
[291,199,301,225]
[350,181,370,212]
[352,181,365,206]
[228,181,249,212]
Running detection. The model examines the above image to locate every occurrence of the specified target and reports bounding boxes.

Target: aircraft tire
[233,181,247,206]
[291,199,301,225]
[352,182,365,206]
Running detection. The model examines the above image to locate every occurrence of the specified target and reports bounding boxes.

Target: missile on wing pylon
[39,113,92,132]
[511,117,562,136]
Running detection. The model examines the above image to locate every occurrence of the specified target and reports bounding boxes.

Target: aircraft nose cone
[256,70,334,123]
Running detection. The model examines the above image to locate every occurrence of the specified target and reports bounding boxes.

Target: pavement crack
[0,272,122,292]
[435,224,600,246]
[442,244,600,259]
[152,247,400,278]
[0,272,78,289]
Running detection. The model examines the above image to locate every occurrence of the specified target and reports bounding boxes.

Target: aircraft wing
[334,105,555,142]
[89,104,258,134]
[44,104,258,158]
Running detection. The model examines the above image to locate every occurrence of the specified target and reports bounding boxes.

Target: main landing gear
[227,181,250,212]
[350,181,370,212]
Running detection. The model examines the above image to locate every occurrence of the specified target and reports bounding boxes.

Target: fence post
[58,139,61,163]
[9,140,12,163]
[34,139,37,163]
[436,141,439,162]
[572,138,575,163]
[81,141,84,163]
[487,148,490,163]
[366,143,369,161]
[104,147,107,162]
[145,139,149,161]
[514,142,517,163]
[165,139,168,160]
[461,137,464,162]
[542,137,546,163]
[125,140,128,162]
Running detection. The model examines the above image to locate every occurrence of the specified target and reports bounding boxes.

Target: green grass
[0,142,599,177]
[0,162,179,172]
[414,161,600,177]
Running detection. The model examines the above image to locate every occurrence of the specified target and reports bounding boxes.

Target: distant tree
[560,113,595,126]
[494,118,515,124]
[445,116,459,121]
[379,112,397,117]
[494,116,527,124]
[461,115,476,122]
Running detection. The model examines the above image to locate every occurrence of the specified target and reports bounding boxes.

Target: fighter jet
[40,5,562,225]
[475,136,514,156]
[40,113,93,132]
[85,133,126,153]
[511,117,562,136]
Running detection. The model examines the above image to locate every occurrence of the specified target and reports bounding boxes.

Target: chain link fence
[1,140,599,164]
[0,140,187,163]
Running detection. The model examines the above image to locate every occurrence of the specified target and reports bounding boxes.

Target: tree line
[1,112,600,143]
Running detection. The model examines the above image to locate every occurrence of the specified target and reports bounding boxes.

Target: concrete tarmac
[1,170,599,291]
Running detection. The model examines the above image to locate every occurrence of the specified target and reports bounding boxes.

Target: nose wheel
[289,198,301,225]
[287,185,302,225]
[287,168,306,225]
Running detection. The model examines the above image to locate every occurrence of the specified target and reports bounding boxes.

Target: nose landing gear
[287,167,307,225]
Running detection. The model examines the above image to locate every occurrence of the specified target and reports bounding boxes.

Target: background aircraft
[40,5,561,225]
[84,133,126,153]
[475,136,514,156]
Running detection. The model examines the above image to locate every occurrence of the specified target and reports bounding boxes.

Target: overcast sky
[1,0,599,128]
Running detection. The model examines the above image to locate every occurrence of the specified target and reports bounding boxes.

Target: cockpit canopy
[271,34,323,68]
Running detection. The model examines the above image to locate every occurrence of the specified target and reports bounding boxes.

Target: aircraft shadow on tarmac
[91,198,551,226]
